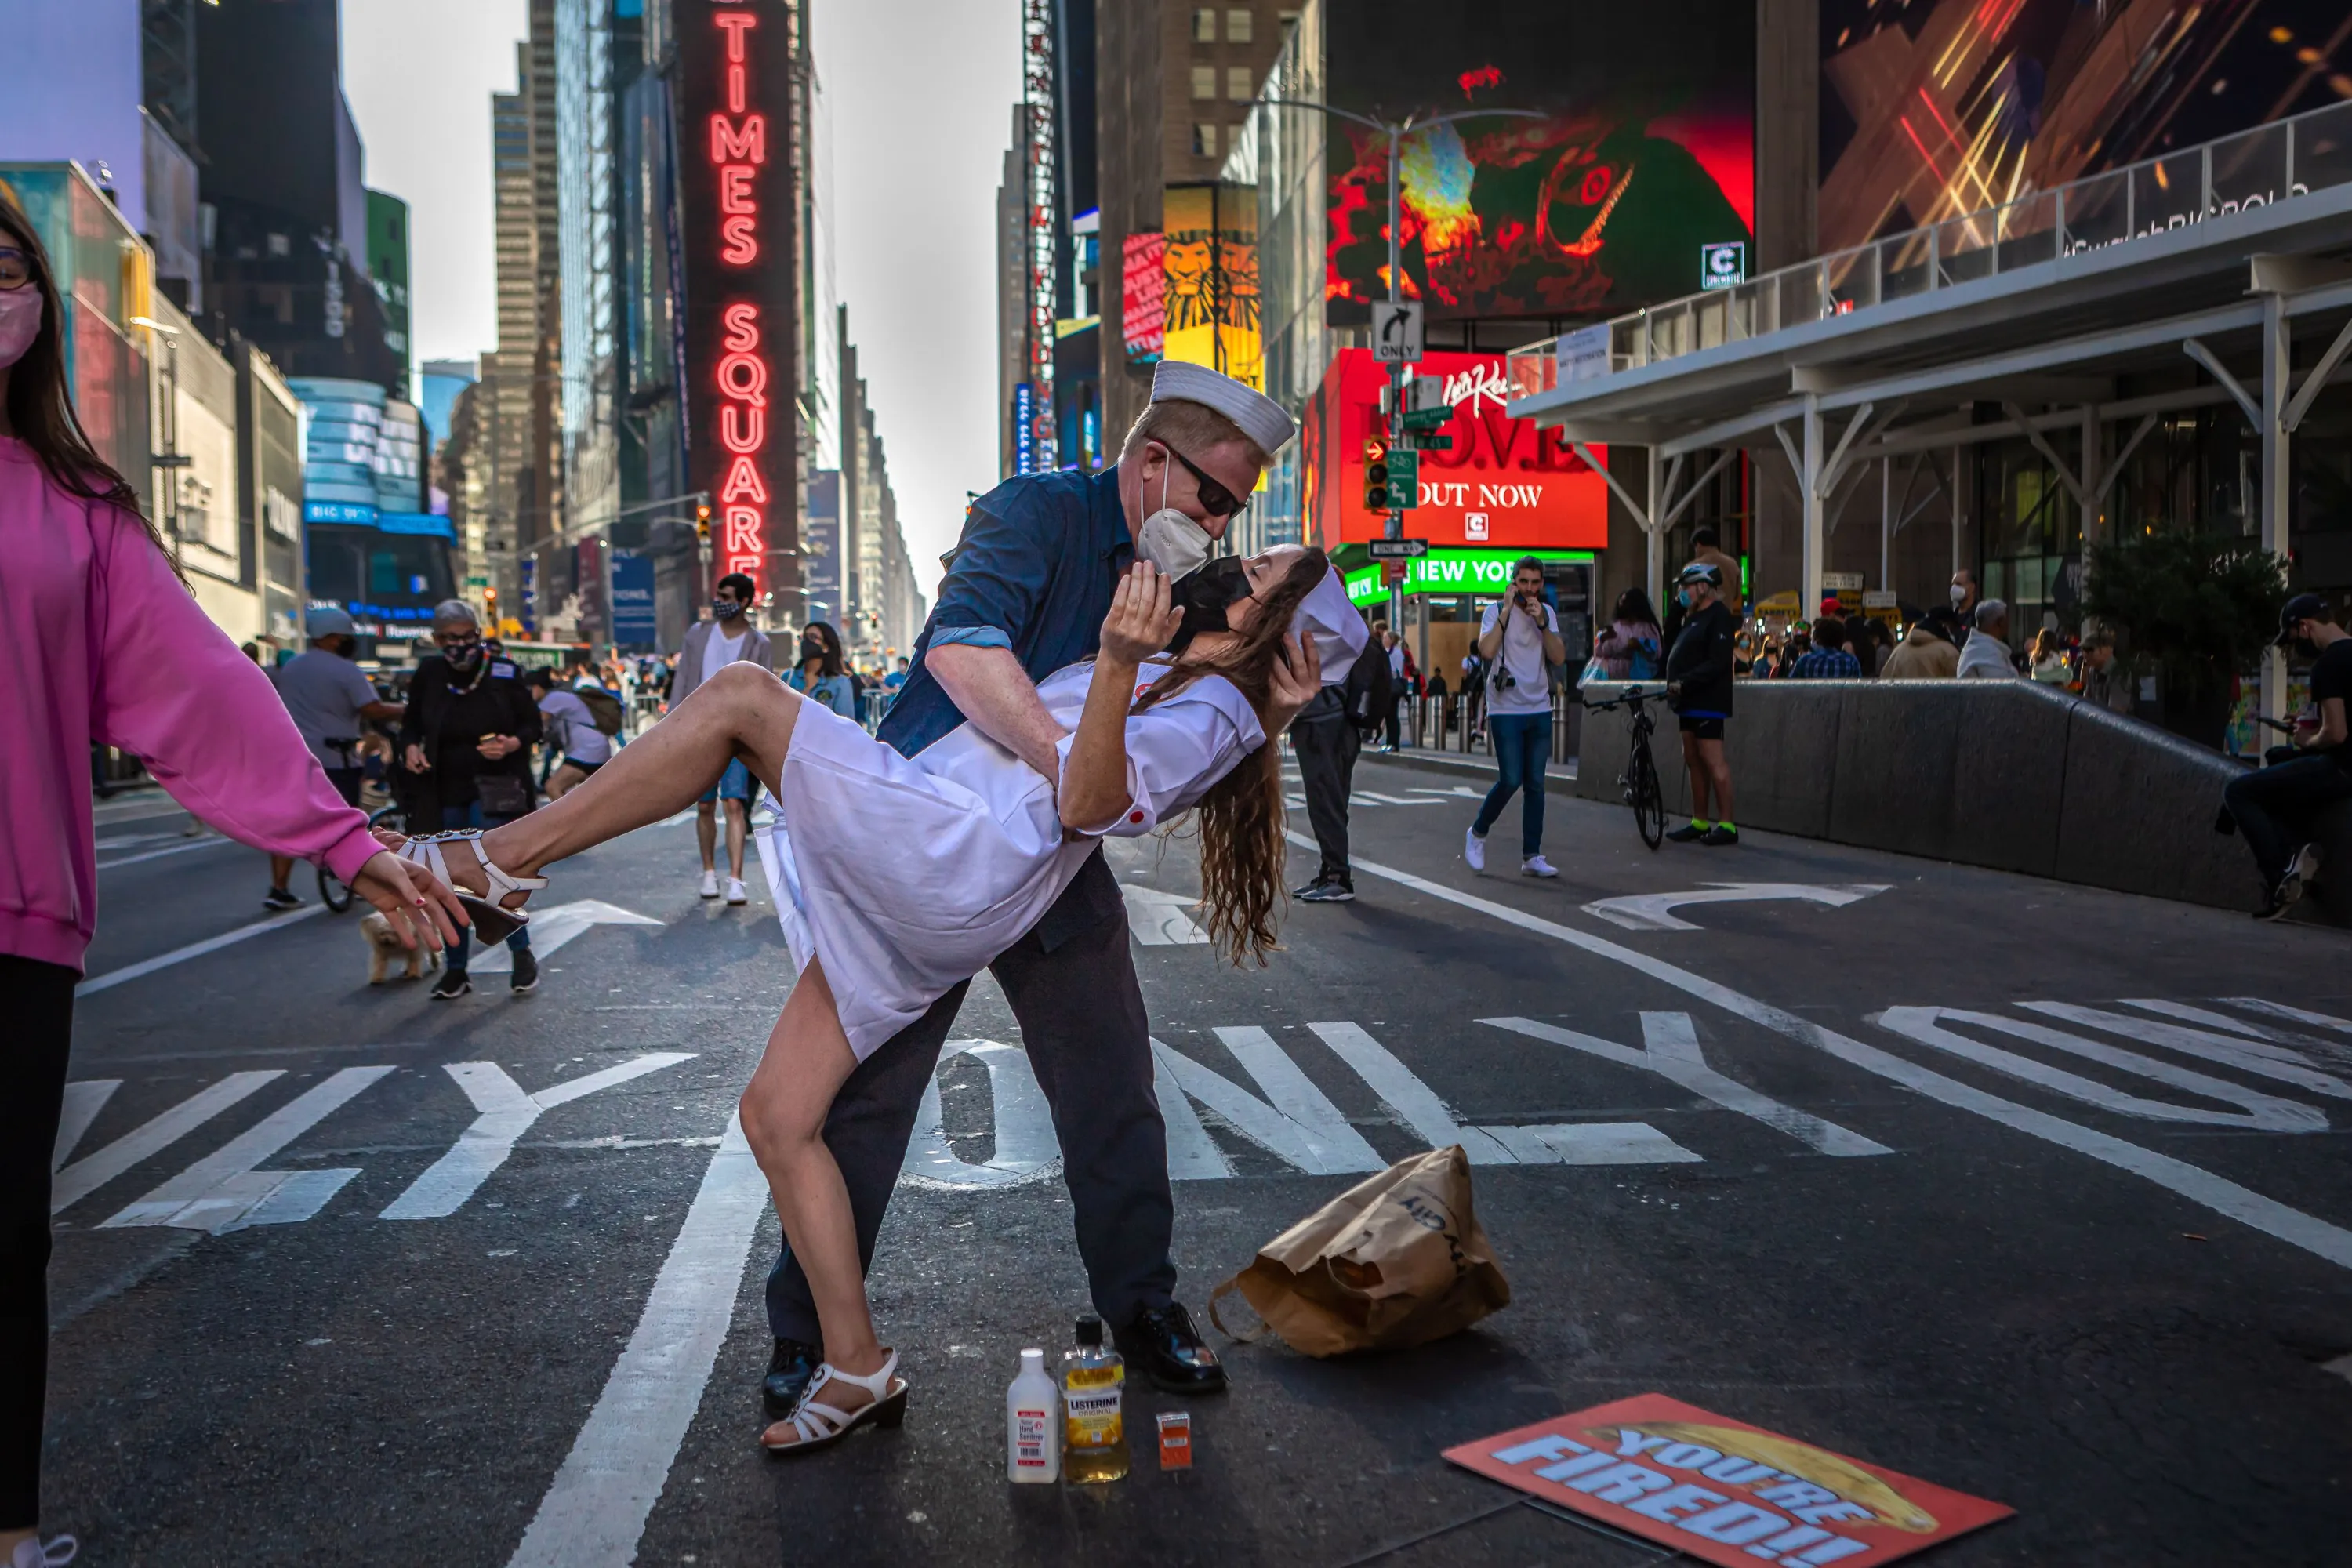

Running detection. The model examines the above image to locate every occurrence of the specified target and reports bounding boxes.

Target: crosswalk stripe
[95,836,237,870]
[52,1080,121,1173]
[51,1072,284,1214]
[1305,1022,1513,1164]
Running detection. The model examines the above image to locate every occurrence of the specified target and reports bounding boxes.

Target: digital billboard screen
[1302,347,1607,551]
[1323,5,1754,323]
[1819,0,2338,254]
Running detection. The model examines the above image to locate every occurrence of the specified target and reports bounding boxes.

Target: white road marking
[1582,882,1892,933]
[100,1067,394,1233]
[1874,1008,2325,1132]
[1483,1014,1893,1157]
[1481,1123,1702,1164]
[93,836,237,870]
[2018,1001,2352,1100]
[1213,1026,1386,1173]
[76,904,327,995]
[1312,835,2352,1271]
[468,899,663,973]
[1409,785,1486,799]
[901,1040,1062,1189]
[2220,998,2352,1036]
[381,1053,696,1219]
[1353,792,1446,806]
[92,830,187,851]
[1122,883,1211,946]
[52,1080,120,1172]
[1153,1049,1237,1181]
[506,1113,768,1568]
[1307,1022,1515,1163]
[2119,999,2284,1040]
[51,1072,284,1214]
[1152,1040,1341,1174]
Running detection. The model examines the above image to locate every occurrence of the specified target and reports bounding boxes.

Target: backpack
[577,687,626,735]
[1343,641,1393,739]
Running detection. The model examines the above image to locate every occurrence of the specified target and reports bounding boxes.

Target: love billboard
[1301,346,1607,552]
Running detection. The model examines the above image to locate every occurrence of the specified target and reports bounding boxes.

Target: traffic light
[695,500,713,541]
[1363,437,1389,514]
[484,586,499,616]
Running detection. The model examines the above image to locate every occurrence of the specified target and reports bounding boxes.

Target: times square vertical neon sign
[708,9,769,597]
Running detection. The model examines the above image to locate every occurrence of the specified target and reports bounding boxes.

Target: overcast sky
[342,0,1022,599]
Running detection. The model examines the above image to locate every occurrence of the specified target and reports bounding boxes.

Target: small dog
[361,911,443,984]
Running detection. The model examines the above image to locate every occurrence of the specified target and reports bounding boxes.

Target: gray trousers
[764,849,1174,1342]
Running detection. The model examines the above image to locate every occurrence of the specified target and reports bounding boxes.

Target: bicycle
[1581,684,1668,850]
[318,802,406,914]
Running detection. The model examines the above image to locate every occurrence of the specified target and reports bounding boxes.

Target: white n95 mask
[1134,448,1214,578]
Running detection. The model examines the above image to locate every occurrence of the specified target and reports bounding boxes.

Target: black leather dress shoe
[762,1336,822,1417]
[1113,1301,1227,1395]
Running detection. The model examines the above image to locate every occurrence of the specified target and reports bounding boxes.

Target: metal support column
[1646,445,1665,612]
[2259,289,2292,725]
[1878,455,1891,590]
[1950,444,1963,579]
[1801,394,1824,620]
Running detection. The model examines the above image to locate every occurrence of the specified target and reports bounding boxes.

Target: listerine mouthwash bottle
[1062,1315,1129,1483]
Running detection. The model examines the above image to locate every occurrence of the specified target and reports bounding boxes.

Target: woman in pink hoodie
[0,199,463,1568]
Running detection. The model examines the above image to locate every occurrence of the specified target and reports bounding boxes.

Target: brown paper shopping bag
[1209,1145,1510,1357]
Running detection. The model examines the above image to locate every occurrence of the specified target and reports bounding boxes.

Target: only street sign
[1372,300,1425,364]
[1367,539,1429,560]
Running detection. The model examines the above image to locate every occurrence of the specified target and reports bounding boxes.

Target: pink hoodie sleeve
[87,503,382,884]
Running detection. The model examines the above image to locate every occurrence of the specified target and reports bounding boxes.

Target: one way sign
[1372,300,1424,364]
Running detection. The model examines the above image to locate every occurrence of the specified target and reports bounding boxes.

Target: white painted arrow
[1122,883,1210,946]
[470,898,664,971]
[1581,882,1891,933]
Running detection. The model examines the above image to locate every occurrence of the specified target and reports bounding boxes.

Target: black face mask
[800,637,826,664]
[713,598,746,620]
[1166,556,1254,655]
[442,640,485,673]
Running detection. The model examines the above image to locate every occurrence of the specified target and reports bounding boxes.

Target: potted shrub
[2078,529,2286,750]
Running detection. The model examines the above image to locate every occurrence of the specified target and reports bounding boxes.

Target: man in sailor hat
[759,361,1360,1406]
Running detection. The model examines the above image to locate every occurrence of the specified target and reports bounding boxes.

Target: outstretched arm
[1060,563,1181,831]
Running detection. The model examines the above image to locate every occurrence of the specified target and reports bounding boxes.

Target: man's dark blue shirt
[876,466,1133,758]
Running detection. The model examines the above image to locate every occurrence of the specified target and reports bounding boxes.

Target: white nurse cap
[1151,361,1298,455]
[1293,563,1370,687]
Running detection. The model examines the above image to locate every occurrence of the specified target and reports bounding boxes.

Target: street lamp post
[1258,100,1544,632]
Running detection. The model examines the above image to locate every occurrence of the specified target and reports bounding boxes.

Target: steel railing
[1507,98,2352,401]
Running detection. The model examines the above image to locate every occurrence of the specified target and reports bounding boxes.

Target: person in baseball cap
[2223,591,2350,920]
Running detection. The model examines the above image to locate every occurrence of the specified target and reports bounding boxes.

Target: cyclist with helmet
[1664,561,1739,846]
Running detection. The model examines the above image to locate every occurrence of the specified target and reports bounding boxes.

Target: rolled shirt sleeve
[1053,677,1265,838]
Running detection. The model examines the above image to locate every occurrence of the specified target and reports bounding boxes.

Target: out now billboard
[1303,347,1607,552]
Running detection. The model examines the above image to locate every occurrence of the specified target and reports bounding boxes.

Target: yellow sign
[1162,183,1261,389]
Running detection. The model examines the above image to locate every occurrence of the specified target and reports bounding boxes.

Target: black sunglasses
[1159,444,1249,520]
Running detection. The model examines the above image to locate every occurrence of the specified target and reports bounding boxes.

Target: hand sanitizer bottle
[1062,1315,1129,1483]
[1007,1348,1060,1483]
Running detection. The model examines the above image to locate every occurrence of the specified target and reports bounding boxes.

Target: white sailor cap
[1151,361,1298,456]
[1293,562,1370,686]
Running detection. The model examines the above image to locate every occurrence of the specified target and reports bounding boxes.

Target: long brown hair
[0,193,168,554]
[1133,547,1331,966]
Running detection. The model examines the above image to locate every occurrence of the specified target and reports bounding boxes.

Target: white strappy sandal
[760,1350,908,1455]
[397,830,546,943]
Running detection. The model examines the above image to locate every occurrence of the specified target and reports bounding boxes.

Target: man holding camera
[1465,557,1566,877]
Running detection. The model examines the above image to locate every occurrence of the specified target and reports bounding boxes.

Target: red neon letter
[720,165,757,216]
[717,350,767,406]
[720,455,769,506]
[720,215,757,265]
[724,509,764,554]
[714,11,756,62]
[720,403,765,454]
[709,114,766,165]
[728,63,748,114]
[721,302,760,352]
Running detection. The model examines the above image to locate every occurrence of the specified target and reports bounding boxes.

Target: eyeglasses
[1159,444,1249,521]
[0,249,32,292]
[434,630,482,648]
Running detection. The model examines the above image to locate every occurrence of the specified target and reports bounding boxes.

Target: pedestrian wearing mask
[0,200,461,1568]
[399,601,544,997]
[788,621,858,720]
[673,573,774,903]
[264,606,406,907]
[1465,557,1566,877]
[2223,594,2352,920]
[1664,561,1740,844]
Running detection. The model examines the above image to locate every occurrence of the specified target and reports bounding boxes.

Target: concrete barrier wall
[1575,679,2352,925]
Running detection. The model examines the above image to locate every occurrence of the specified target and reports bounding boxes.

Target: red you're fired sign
[1446,1395,2011,1567]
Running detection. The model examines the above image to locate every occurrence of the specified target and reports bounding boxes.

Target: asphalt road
[40,755,2352,1566]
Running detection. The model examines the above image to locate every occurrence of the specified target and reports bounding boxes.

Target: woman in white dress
[394,546,1334,1451]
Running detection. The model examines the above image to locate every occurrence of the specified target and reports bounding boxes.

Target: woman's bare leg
[455,662,801,889]
[738,957,891,1444]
